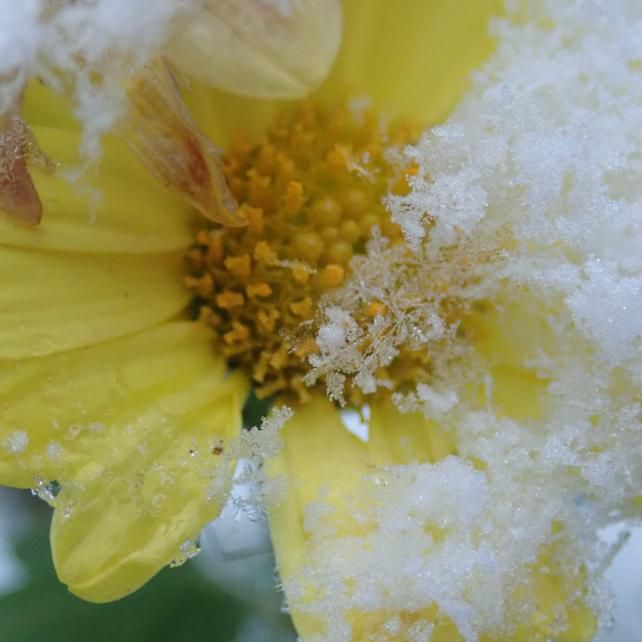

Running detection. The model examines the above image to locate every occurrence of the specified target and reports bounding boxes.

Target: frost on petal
[2,430,29,455]
[165,0,342,98]
[121,59,244,226]
[271,418,597,642]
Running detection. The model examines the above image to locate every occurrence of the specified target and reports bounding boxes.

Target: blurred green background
[0,489,296,642]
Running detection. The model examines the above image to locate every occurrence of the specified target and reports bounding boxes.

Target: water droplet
[31,476,60,505]
[169,539,200,567]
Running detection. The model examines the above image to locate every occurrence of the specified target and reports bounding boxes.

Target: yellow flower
[1,80,249,602]
[0,1,601,641]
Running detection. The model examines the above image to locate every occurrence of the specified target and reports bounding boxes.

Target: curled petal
[165,0,342,99]
[122,59,244,227]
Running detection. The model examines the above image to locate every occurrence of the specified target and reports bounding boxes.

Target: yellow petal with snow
[0,99,43,226]
[166,0,342,99]
[268,399,594,641]
[0,246,189,360]
[0,321,246,602]
[266,396,367,637]
[368,401,456,466]
[268,400,464,640]
[468,297,551,420]
[322,0,502,124]
[507,542,596,642]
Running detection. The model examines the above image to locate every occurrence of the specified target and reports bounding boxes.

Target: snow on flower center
[184,101,447,403]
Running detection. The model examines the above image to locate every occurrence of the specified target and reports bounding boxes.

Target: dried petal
[165,0,342,99]
[122,59,244,227]
[0,101,43,226]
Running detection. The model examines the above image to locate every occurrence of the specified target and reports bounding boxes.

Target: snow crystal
[232,406,292,461]
[389,0,642,370]
[308,229,495,404]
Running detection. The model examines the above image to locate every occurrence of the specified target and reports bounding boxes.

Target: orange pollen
[185,101,416,402]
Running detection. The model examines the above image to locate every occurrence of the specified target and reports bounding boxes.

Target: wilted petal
[122,59,244,227]
[166,0,342,99]
[5,80,198,253]
[0,100,45,226]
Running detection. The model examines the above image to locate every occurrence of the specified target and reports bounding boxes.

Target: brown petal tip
[122,58,245,227]
[0,107,44,226]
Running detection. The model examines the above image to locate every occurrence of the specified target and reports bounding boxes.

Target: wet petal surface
[0,322,246,601]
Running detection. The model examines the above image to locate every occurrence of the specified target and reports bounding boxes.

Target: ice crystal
[169,538,201,568]
[229,406,292,462]
[308,229,497,404]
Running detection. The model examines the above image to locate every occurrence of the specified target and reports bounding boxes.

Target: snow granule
[2,430,28,455]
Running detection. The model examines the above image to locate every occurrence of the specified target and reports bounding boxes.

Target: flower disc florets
[186,103,418,398]
[185,101,450,403]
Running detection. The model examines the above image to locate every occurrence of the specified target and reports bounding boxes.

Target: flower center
[185,101,419,401]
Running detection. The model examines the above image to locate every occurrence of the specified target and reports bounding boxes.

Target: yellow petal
[321,0,503,124]
[266,396,367,637]
[268,399,595,641]
[21,79,78,131]
[0,246,189,360]
[183,0,501,153]
[52,375,245,603]
[507,542,596,642]
[469,297,551,419]
[166,0,342,99]
[182,81,282,149]
[0,321,246,602]
[268,401,464,640]
[368,401,456,466]
[0,321,222,485]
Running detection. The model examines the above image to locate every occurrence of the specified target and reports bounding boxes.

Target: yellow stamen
[246,282,273,298]
[318,264,345,289]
